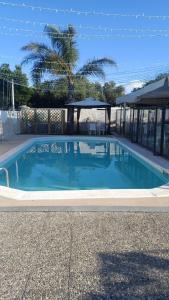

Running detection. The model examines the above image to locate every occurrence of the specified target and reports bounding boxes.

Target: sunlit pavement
[1,212,169,299]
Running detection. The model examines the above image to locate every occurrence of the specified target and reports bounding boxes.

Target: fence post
[48,109,51,134]
[34,109,37,134]
[160,108,165,156]
[61,110,65,134]
[153,108,158,155]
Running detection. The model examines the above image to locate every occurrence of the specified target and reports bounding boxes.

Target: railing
[0,168,9,187]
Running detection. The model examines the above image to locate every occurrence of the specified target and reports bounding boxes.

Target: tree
[13,65,33,107]
[21,25,116,102]
[0,64,12,109]
[0,64,13,79]
[0,64,32,109]
[27,78,104,108]
[28,79,125,108]
[103,81,125,105]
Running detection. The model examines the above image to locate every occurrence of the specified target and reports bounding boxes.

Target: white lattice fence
[21,108,66,134]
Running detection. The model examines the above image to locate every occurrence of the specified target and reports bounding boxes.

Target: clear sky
[1,0,169,91]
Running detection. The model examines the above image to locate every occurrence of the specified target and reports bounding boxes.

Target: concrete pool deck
[1,211,169,299]
[0,134,169,211]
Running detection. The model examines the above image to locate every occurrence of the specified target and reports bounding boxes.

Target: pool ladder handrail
[0,167,9,187]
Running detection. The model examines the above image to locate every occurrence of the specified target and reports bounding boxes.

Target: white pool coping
[0,135,169,201]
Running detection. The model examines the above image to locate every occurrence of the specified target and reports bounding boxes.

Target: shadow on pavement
[84,250,169,299]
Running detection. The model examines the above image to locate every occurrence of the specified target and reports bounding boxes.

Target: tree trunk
[67,79,75,134]
[67,80,75,103]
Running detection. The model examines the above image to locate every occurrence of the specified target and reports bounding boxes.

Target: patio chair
[97,122,106,135]
[88,123,97,135]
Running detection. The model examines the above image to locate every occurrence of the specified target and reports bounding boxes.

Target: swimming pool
[0,137,168,192]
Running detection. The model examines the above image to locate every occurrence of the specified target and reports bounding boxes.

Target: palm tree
[21,24,116,132]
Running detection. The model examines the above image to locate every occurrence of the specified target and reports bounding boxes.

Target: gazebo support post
[77,108,81,134]
[107,107,111,134]
[67,107,74,135]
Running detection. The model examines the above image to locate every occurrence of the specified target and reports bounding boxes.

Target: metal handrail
[0,168,9,187]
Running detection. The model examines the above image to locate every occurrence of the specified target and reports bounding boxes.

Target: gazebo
[66,97,111,135]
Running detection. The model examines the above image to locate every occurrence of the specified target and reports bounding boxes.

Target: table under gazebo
[66,98,111,135]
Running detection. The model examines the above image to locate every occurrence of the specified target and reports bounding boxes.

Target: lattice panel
[50,109,65,134]
[21,108,66,135]
[22,109,35,133]
[36,109,48,123]
[50,110,61,122]
[22,109,34,122]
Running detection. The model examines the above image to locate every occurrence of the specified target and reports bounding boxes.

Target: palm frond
[30,56,70,84]
[76,63,105,79]
[88,58,117,67]
[44,24,79,65]
[62,25,79,64]
[67,24,76,36]
[21,43,54,66]
[44,25,63,50]
[77,57,116,79]
[31,61,46,85]
[22,40,70,82]
[21,43,51,54]
[21,53,44,66]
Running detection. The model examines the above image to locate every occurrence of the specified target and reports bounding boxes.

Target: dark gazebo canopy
[66,98,111,134]
[67,97,111,108]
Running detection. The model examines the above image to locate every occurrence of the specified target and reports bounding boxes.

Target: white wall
[78,107,118,123]
[0,110,21,140]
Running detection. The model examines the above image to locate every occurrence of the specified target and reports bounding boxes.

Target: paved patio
[1,212,169,300]
[0,135,37,156]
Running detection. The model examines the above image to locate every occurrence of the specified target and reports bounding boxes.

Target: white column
[11,79,15,111]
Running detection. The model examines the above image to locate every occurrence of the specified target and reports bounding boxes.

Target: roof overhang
[116,77,169,106]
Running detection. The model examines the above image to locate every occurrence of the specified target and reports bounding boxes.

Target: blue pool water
[0,139,168,191]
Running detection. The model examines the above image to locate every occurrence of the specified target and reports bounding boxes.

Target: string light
[0,1,169,20]
[1,16,169,34]
[1,27,169,39]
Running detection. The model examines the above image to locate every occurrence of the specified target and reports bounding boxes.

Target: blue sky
[1,0,169,90]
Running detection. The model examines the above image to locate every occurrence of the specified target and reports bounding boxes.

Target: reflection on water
[0,141,168,191]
